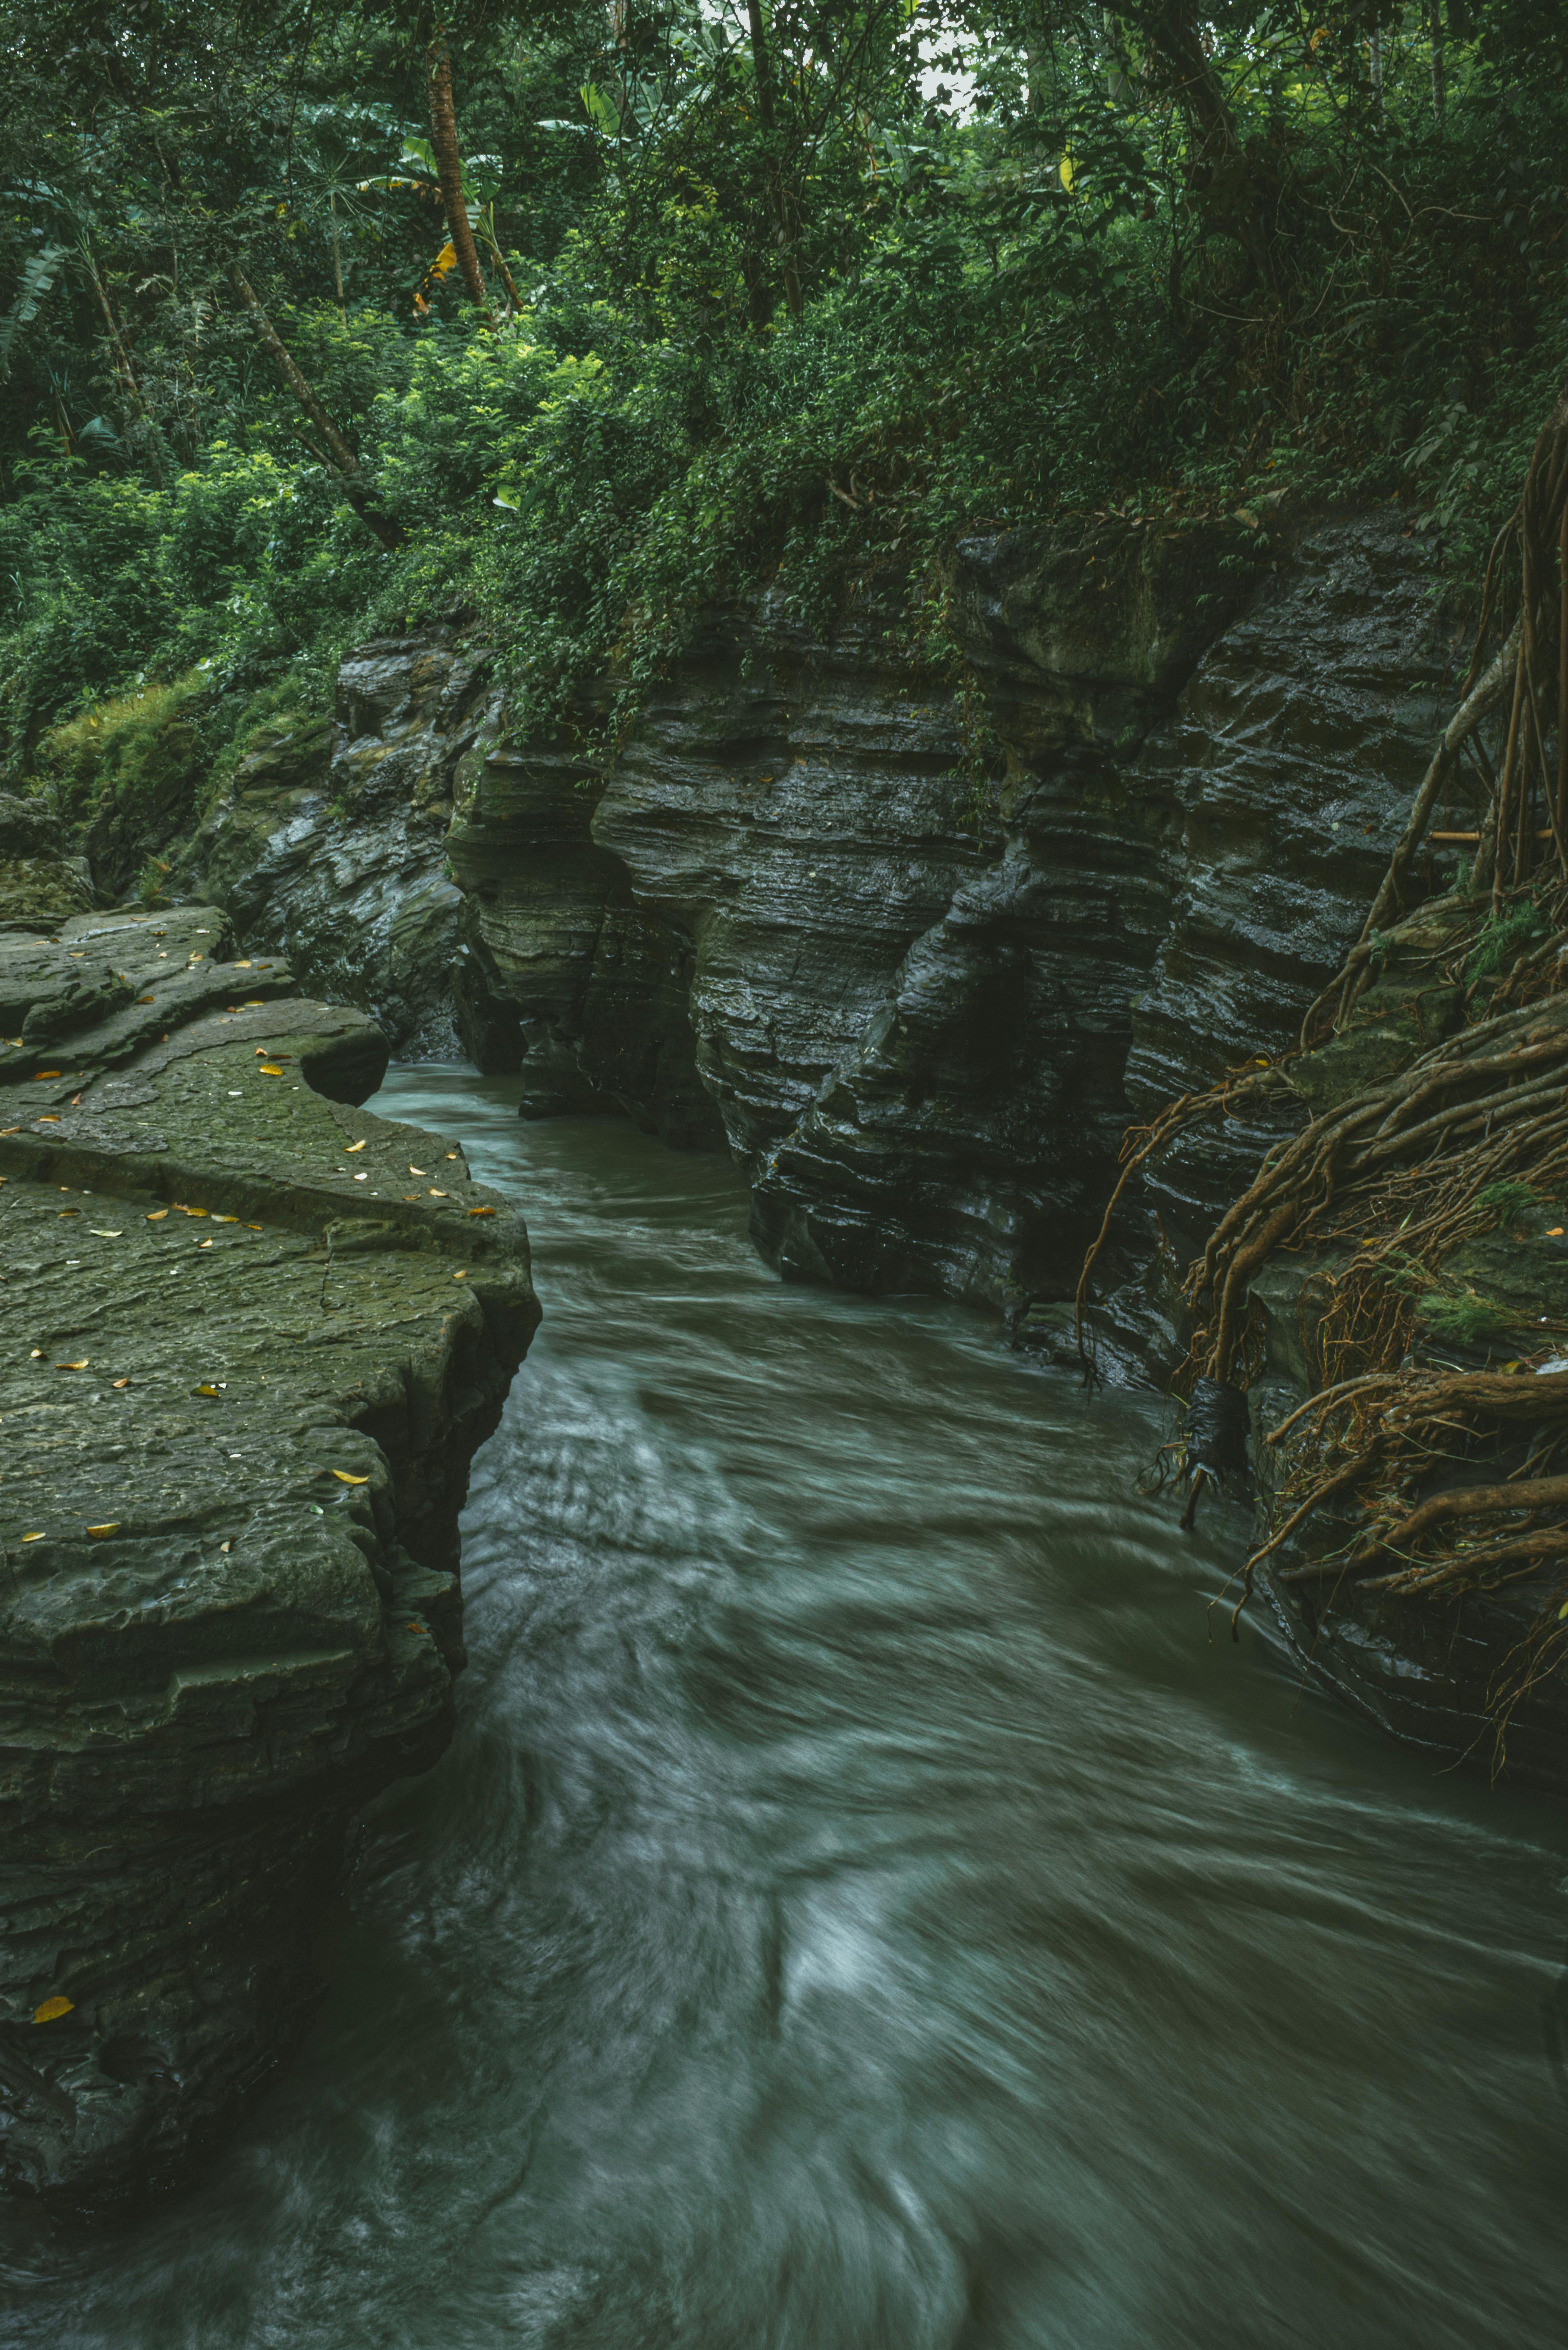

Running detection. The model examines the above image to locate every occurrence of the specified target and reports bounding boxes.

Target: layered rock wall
[451,510,1455,1333]
[180,632,498,1055]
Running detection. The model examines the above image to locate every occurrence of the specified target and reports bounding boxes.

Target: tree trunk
[1145,2,1239,169]
[1429,0,1446,120]
[1137,4,1276,292]
[229,267,402,550]
[745,0,802,320]
[427,40,491,314]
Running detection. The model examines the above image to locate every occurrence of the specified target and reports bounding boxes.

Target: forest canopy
[2,1,1564,780]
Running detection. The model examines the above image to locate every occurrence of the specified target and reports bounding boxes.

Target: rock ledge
[0,903,539,2204]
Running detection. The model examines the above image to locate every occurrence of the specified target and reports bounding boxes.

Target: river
[7,1064,1568,2348]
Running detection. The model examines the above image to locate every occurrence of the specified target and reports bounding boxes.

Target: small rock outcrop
[0,900,539,2204]
[181,631,498,1054]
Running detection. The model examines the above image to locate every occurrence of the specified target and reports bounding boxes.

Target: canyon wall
[448,508,1455,1345]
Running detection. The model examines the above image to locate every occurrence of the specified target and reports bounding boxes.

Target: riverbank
[0,892,538,2202]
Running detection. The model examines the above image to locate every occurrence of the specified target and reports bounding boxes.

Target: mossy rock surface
[37,676,212,903]
[0,903,539,2205]
[0,793,94,932]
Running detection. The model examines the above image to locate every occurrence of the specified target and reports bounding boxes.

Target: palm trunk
[229,267,402,550]
[427,40,491,314]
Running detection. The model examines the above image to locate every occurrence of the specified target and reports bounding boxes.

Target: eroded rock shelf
[0,899,538,2203]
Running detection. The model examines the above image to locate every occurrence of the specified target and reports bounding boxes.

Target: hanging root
[1073,367,1568,1703]
[1179,1466,1208,1533]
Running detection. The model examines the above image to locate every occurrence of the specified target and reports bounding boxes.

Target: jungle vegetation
[1,1,1564,783]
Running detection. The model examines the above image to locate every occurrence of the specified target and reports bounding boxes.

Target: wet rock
[0,904,539,2206]
[1119,511,1454,1266]
[181,634,498,1054]
[453,512,1449,1332]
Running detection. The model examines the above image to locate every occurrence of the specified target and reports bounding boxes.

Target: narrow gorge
[5,7,1567,2336]
[172,502,1568,1783]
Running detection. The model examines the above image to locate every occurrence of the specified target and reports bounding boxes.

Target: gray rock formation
[450,510,1453,1338]
[181,631,499,1055]
[0,900,539,2204]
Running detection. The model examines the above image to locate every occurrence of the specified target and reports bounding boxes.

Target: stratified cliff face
[450,509,1452,1330]
[0,882,538,2204]
[182,632,499,1055]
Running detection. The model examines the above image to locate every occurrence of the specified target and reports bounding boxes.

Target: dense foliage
[2,1,1565,786]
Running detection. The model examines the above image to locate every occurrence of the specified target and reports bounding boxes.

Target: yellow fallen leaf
[235,960,252,968]
[258,1063,284,1077]
[429,1189,447,1198]
[452,1269,466,1280]
[87,1523,118,1537]
[29,1348,42,1357]
[137,995,156,1005]
[112,1378,129,1389]
[33,1997,73,2023]
[197,1239,213,1249]
[89,1229,122,1238]
[409,1165,426,1176]
[34,1070,60,1080]
[446,1152,459,1160]
[35,1115,59,1124]
[246,1223,263,1230]
[211,1214,238,1224]
[1548,1227,1565,1237]
[56,1361,89,1370]
[345,1140,367,1153]
[189,952,204,962]
[331,1469,370,1484]
[22,1532,45,1542]
[468,1206,495,1218]
[406,1621,424,1633]
[57,1208,78,1217]
[146,1209,169,1221]
[243,999,265,1007]
[195,1383,219,1397]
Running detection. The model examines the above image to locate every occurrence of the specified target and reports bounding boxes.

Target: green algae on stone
[0,903,540,2207]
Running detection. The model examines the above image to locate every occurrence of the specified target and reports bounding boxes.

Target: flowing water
[8,1065,1568,2348]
